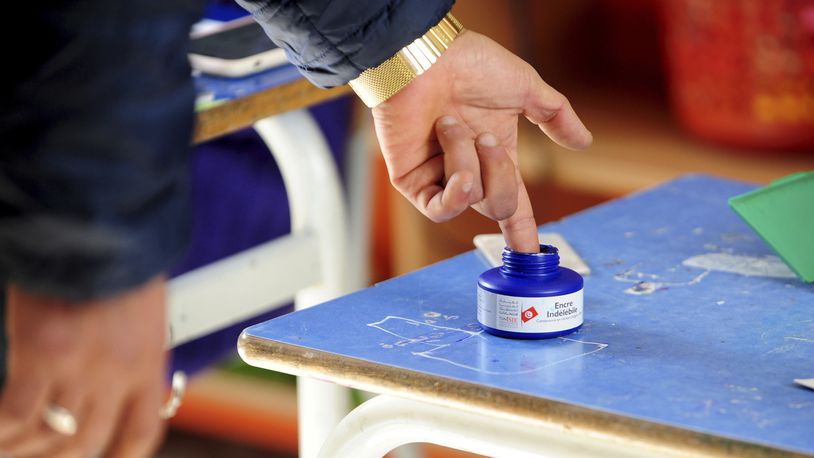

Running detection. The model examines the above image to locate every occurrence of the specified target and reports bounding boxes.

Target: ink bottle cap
[477,244,584,339]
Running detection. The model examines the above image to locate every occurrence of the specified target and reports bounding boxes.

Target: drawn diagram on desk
[368,316,607,375]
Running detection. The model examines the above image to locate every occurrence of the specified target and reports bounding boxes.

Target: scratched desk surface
[242,175,814,455]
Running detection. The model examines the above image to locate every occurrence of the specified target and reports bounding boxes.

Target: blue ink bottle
[477,244,584,339]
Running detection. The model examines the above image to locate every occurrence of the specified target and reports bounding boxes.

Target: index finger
[523,71,593,151]
[498,171,539,253]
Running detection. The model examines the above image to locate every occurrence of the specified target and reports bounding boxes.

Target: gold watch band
[349,13,464,108]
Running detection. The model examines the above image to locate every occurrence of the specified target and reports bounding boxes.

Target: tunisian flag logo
[521,306,538,323]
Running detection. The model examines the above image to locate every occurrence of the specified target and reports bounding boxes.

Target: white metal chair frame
[317,394,697,458]
[167,109,353,457]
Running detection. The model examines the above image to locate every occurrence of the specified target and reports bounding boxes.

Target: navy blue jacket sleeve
[0,1,205,300]
[0,0,451,301]
[235,0,456,88]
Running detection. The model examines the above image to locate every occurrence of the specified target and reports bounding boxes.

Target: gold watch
[349,13,464,108]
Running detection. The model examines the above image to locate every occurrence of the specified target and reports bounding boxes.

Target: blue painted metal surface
[194,64,302,103]
[245,175,814,454]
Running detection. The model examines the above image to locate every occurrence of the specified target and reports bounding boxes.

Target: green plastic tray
[729,171,814,283]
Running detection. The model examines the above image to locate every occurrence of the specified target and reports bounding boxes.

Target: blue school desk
[239,175,814,458]
[193,64,350,143]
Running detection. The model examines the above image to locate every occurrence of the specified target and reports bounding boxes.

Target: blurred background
[161,0,814,456]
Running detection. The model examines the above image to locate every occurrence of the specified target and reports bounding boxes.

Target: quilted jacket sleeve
[236,0,456,87]
[0,1,204,300]
[0,0,453,301]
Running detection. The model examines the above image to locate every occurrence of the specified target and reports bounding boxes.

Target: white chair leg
[253,110,348,298]
[254,110,352,458]
[297,378,354,458]
[343,109,374,291]
[318,395,691,458]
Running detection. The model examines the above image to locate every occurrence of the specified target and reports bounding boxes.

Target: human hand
[372,30,592,253]
[0,277,168,457]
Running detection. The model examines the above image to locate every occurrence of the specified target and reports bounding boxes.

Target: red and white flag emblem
[521,306,538,323]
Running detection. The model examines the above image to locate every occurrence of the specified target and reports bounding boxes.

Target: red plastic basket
[662,0,814,151]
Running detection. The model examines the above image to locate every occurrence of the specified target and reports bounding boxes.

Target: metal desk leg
[344,109,374,292]
[254,110,352,458]
[318,395,691,458]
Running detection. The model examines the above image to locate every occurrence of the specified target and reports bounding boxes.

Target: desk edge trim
[238,332,810,458]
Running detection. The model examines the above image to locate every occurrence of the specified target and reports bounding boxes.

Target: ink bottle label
[476,244,585,339]
[477,288,583,333]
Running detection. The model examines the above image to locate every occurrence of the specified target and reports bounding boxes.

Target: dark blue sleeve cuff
[0,1,203,300]
[236,0,456,88]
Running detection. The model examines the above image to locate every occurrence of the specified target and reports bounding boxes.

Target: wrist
[349,13,464,108]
